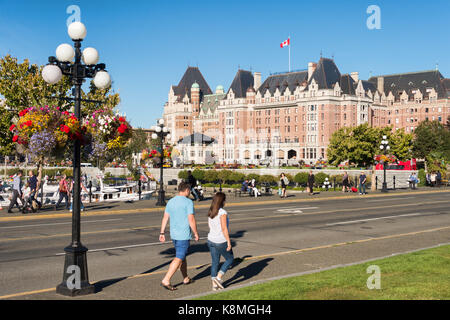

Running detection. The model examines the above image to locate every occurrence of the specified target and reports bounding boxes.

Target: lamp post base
[156,189,166,206]
[56,244,95,297]
[381,182,388,193]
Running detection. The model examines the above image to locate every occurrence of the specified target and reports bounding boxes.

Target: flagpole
[288,36,291,72]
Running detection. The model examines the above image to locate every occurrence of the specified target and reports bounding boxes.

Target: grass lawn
[198,245,450,300]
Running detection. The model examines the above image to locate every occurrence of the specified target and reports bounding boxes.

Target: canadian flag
[280,38,290,48]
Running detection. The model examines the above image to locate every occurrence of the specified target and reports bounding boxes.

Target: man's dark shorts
[172,239,190,260]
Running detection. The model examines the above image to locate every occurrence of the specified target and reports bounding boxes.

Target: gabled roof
[339,74,356,95]
[257,70,308,96]
[308,58,341,89]
[172,67,212,101]
[368,70,447,100]
[227,70,254,98]
[442,78,450,98]
[361,80,377,94]
[177,132,216,145]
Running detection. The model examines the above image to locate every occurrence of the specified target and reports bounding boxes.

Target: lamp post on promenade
[150,119,171,206]
[379,135,390,193]
[42,21,111,296]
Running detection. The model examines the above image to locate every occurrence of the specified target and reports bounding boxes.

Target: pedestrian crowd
[1,171,88,214]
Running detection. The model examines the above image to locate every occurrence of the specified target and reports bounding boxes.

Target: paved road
[0,189,449,299]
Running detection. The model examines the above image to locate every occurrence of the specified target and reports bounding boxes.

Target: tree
[0,55,71,112]
[0,104,15,157]
[389,128,413,161]
[81,81,120,116]
[413,120,450,162]
[327,124,386,167]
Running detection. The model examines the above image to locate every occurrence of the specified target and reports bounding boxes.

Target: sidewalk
[3,224,449,300]
[1,187,449,222]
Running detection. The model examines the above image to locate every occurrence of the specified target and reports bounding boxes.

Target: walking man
[359,171,367,195]
[159,182,199,291]
[55,175,70,210]
[7,170,24,213]
[308,170,315,196]
[27,170,41,212]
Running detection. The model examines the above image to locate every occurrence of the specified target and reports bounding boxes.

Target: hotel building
[162,58,449,165]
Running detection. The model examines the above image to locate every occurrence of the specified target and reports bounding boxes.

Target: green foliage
[0,55,72,112]
[218,169,232,184]
[178,170,188,180]
[390,128,413,161]
[330,174,343,184]
[229,172,246,183]
[413,120,450,163]
[192,168,204,181]
[418,169,426,186]
[294,172,309,185]
[246,173,260,183]
[62,168,73,178]
[327,124,392,167]
[0,104,15,156]
[260,174,277,185]
[204,170,218,183]
[314,172,329,185]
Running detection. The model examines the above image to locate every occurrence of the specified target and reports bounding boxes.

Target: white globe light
[380,145,384,150]
[386,146,390,150]
[163,127,168,133]
[93,71,111,89]
[155,126,162,133]
[55,43,75,62]
[68,22,87,40]
[82,47,99,65]
[151,133,158,140]
[42,65,63,84]
[158,118,165,125]
[167,134,171,140]
[382,135,387,140]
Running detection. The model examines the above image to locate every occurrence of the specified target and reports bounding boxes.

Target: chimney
[350,72,359,82]
[308,62,317,81]
[253,72,261,91]
[377,77,384,93]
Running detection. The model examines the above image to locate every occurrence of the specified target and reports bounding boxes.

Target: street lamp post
[151,119,171,206]
[42,22,111,296]
[379,135,390,193]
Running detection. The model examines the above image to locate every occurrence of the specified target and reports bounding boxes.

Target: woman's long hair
[208,192,226,219]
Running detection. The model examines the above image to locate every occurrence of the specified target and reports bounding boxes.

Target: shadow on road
[222,258,273,287]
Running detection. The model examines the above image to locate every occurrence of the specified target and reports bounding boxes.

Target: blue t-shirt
[165,196,195,240]
[360,174,366,183]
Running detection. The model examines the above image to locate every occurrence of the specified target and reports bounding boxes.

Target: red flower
[118,117,125,122]
[12,135,18,142]
[118,124,128,134]
[19,110,28,117]
[9,124,16,131]
[24,120,32,127]
[60,125,70,134]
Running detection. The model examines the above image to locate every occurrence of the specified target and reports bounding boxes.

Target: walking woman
[280,173,288,198]
[207,192,234,291]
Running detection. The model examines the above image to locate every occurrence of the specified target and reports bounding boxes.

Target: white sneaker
[212,277,224,289]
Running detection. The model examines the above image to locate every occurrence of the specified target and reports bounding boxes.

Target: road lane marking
[325,213,423,226]
[0,189,448,222]
[2,224,449,300]
[1,200,448,243]
[54,237,210,256]
[0,218,123,230]
[366,197,415,202]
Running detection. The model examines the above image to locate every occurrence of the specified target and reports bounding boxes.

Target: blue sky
[0,0,449,128]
